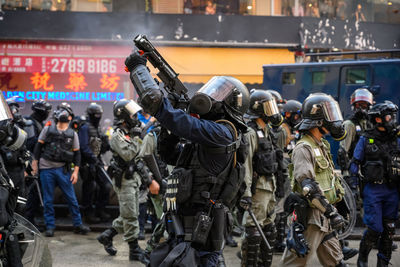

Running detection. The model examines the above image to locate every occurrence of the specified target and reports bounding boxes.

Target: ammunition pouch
[361,160,385,183]
[253,150,278,175]
[219,161,246,208]
[387,151,400,182]
[174,168,193,204]
[192,211,213,246]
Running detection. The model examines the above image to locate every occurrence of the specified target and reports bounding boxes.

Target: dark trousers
[81,164,110,214]
[139,202,147,231]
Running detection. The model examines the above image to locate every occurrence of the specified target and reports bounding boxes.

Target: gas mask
[89,114,102,127]
[56,109,71,123]
[286,112,302,128]
[380,113,398,133]
[34,110,50,122]
[353,107,368,121]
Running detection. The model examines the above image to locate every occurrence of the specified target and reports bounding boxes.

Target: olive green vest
[292,134,344,205]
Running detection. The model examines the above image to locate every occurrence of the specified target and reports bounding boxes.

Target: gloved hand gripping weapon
[133,34,189,110]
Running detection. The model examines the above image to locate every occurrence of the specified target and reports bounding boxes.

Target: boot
[274,213,286,253]
[241,227,261,267]
[259,223,276,267]
[335,260,348,267]
[357,228,380,267]
[138,229,145,240]
[376,224,394,267]
[129,239,150,265]
[97,228,118,256]
[341,239,358,260]
[217,253,226,267]
[377,254,390,267]
[226,233,238,247]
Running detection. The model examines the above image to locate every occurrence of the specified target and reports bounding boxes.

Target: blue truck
[262,50,400,160]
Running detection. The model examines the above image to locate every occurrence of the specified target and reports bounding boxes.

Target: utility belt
[361,160,395,185]
[166,202,233,252]
[107,161,136,188]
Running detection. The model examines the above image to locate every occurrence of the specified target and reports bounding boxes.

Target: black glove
[125,52,147,72]
[139,88,163,116]
[240,196,252,210]
[300,178,321,199]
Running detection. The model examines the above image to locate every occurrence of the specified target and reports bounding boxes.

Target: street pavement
[47,231,400,266]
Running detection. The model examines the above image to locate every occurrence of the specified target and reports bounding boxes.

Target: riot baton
[97,166,113,185]
[248,208,271,250]
[34,179,44,207]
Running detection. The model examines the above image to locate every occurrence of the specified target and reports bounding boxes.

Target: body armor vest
[248,121,278,176]
[176,121,244,213]
[294,135,344,205]
[42,125,75,163]
[361,129,400,183]
[88,123,102,157]
[0,147,24,167]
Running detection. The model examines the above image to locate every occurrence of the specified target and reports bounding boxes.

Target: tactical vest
[248,121,278,176]
[361,129,400,183]
[0,147,24,167]
[42,125,75,163]
[88,123,102,157]
[294,135,344,205]
[176,121,245,211]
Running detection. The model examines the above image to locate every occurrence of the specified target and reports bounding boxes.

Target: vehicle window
[312,71,326,85]
[282,72,296,85]
[346,68,367,84]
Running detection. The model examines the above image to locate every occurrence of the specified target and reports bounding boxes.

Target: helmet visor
[262,99,280,117]
[351,89,373,105]
[0,92,13,121]
[125,100,142,116]
[198,76,235,102]
[322,100,343,122]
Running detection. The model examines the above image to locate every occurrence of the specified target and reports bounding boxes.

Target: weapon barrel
[98,166,113,185]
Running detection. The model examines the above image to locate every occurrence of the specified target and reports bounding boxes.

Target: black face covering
[324,120,347,141]
[89,115,101,127]
[353,108,368,121]
[33,110,50,122]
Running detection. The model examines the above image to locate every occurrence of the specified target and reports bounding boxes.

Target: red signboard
[0,41,134,101]
[0,41,132,74]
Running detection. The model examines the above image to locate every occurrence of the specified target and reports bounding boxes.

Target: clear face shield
[351,89,373,106]
[0,92,13,122]
[321,100,343,122]
[262,99,280,117]
[190,76,236,115]
[125,100,143,118]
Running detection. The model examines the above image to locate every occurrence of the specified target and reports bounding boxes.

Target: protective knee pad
[259,223,276,266]
[378,218,396,260]
[358,228,381,261]
[242,227,261,267]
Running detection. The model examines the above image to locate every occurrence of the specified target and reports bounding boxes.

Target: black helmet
[189,76,249,129]
[283,100,302,128]
[113,99,142,128]
[32,99,52,122]
[6,96,20,109]
[86,102,103,127]
[368,101,398,133]
[298,93,346,140]
[266,89,285,104]
[248,89,282,126]
[6,96,22,124]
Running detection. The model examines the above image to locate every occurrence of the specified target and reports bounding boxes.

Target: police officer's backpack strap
[202,119,240,167]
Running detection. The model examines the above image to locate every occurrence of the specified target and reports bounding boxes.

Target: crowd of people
[0,51,399,267]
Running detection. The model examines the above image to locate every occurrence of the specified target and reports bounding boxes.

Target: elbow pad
[136,159,153,187]
[73,150,81,167]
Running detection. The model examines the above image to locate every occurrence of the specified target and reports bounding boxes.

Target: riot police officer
[338,88,373,194]
[32,103,90,237]
[124,51,249,266]
[350,101,400,267]
[24,99,52,225]
[24,99,52,152]
[97,99,159,264]
[240,90,286,267]
[0,93,28,267]
[1,98,29,206]
[273,99,302,253]
[279,93,347,267]
[78,102,111,223]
